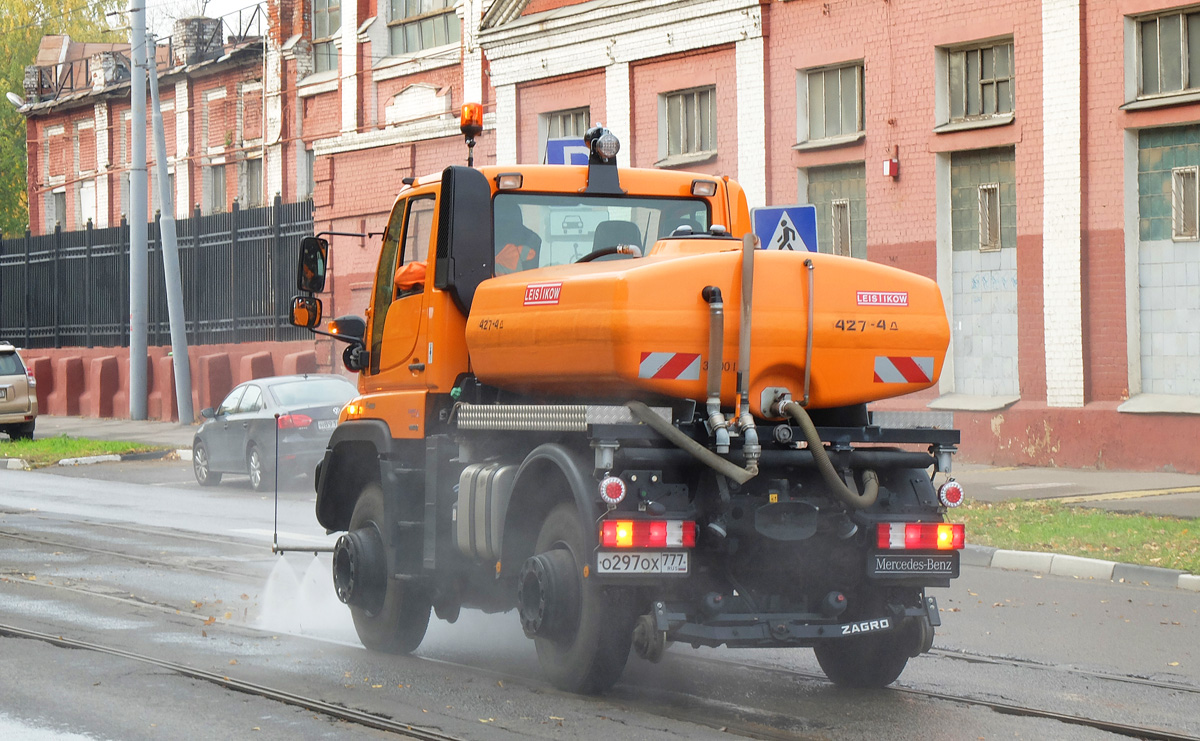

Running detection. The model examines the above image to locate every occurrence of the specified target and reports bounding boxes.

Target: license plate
[317,420,336,431]
[868,551,959,578]
[596,551,688,574]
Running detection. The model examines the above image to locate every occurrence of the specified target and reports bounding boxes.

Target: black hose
[778,400,878,508]
[625,401,756,484]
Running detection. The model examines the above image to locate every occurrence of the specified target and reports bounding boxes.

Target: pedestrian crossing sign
[751,204,818,252]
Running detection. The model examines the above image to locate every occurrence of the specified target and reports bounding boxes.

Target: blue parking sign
[751,205,818,252]
[545,138,589,165]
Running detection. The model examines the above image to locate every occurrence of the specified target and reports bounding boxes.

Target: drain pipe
[736,234,761,476]
[771,395,878,509]
[702,286,731,454]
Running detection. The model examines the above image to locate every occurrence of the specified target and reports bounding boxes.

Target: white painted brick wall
[93,103,110,228]
[340,0,359,134]
[605,62,631,168]
[735,36,765,209]
[175,79,191,215]
[496,84,517,166]
[1042,0,1084,407]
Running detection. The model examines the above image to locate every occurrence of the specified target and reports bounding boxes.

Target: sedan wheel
[193,441,221,486]
[248,444,273,492]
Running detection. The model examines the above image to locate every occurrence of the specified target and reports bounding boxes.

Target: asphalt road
[1,462,1198,740]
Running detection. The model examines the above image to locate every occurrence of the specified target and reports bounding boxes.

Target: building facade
[13,0,1200,471]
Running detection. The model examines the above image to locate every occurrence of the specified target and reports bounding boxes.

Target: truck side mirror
[289,295,323,329]
[435,165,493,314]
[297,236,328,293]
[328,315,366,341]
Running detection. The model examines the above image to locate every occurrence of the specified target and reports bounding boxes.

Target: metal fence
[0,197,313,349]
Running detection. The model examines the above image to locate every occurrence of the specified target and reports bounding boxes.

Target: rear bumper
[653,596,940,649]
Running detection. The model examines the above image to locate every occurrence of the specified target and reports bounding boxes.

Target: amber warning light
[460,102,483,137]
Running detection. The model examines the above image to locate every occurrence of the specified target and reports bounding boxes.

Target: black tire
[530,503,637,694]
[813,615,917,688]
[345,482,431,654]
[7,421,35,441]
[247,443,273,492]
[193,440,221,486]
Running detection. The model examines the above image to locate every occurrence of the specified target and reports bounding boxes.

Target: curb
[0,449,176,470]
[964,544,1198,592]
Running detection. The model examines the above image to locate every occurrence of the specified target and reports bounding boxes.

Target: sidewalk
[33,415,197,450]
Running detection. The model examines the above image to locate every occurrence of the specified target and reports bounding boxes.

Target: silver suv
[0,343,37,440]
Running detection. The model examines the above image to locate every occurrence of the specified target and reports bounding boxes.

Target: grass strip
[0,435,169,467]
[953,499,1199,575]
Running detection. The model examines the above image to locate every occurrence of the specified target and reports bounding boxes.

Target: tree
[0,0,120,238]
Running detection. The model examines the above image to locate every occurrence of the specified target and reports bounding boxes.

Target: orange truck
[289,107,965,694]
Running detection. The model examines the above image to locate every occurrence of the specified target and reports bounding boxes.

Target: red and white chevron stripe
[638,352,702,380]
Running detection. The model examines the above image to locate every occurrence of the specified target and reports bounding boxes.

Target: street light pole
[146,33,194,423]
[129,0,148,420]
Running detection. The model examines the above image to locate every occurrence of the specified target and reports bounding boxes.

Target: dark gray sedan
[191,374,357,491]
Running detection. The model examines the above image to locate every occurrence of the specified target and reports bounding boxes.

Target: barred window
[978,183,1001,251]
[389,0,460,55]
[1172,166,1199,240]
[831,199,851,256]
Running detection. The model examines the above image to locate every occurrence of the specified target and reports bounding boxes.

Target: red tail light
[877,522,964,550]
[600,520,696,549]
[277,413,313,429]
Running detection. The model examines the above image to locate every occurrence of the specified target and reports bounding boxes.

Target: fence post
[272,194,282,340]
[120,217,129,346]
[192,205,202,344]
[53,223,62,349]
[230,200,239,343]
[152,211,161,346]
[23,228,31,348]
[85,220,93,348]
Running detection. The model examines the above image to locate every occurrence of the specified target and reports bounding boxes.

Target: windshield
[269,378,357,407]
[493,193,710,273]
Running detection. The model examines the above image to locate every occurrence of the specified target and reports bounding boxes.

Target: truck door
[366,195,436,383]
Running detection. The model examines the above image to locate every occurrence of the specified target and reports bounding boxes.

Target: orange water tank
[464,245,949,416]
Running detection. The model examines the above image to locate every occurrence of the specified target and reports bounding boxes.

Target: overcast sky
[143,0,267,41]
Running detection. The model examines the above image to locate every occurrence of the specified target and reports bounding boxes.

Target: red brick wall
[628,46,737,176]
[243,87,263,141]
[77,117,97,173]
[515,69,604,164]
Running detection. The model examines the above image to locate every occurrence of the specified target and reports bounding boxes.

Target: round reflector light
[938,479,965,508]
[599,475,627,505]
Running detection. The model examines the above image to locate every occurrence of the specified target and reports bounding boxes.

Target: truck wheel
[524,503,637,694]
[813,618,918,688]
[11,421,34,441]
[340,482,431,654]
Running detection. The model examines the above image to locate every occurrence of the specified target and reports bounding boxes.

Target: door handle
[408,362,425,372]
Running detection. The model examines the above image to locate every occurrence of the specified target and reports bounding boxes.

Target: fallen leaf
[372,684,382,689]
[497,680,504,688]
[223,612,232,620]
[967,590,978,596]
[229,659,238,665]
[241,593,250,600]
[479,719,494,723]
[549,716,564,721]
[1169,661,1181,667]
[27,575,35,581]
[201,630,207,637]
[203,616,216,626]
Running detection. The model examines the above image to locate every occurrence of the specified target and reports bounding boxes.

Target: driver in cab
[494,200,540,275]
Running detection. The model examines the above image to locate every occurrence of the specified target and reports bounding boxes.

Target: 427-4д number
[835,319,899,332]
